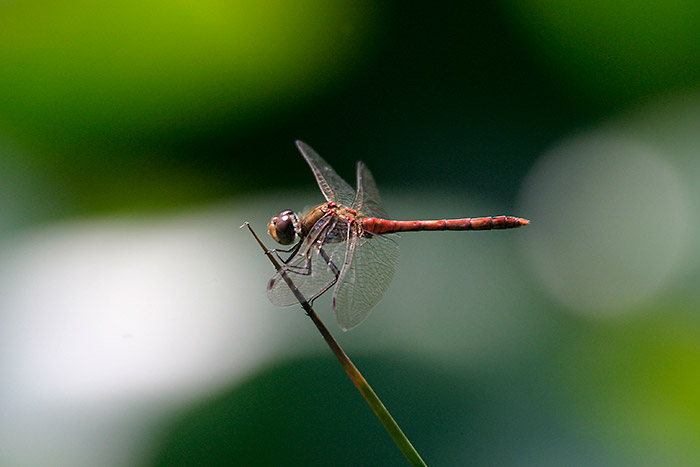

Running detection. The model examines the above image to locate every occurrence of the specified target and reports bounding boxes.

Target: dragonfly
[266,141,529,331]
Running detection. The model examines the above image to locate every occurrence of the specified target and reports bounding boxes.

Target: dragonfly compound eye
[268,210,298,245]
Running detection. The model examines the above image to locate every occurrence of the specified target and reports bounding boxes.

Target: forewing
[296,141,356,207]
[267,216,348,307]
[352,161,388,219]
[332,232,400,331]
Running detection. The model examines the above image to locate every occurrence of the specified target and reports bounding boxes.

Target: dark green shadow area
[148,354,612,467]
[149,355,460,466]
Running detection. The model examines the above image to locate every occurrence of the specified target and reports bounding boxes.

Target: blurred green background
[1,2,699,466]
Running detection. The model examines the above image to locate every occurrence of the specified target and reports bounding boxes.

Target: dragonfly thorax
[268,210,300,245]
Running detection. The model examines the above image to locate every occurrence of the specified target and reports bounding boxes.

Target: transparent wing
[296,141,356,208]
[332,232,400,331]
[267,215,348,306]
[352,161,388,218]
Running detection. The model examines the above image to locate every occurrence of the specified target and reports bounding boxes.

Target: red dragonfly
[267,141,529,330]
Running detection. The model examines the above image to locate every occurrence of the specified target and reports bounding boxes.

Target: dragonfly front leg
[265,240,303,265]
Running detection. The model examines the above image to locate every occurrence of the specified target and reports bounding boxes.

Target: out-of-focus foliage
[0,0,377,146]
[0,0,382,211]
[502,1,700,107]
[557,314,700,466]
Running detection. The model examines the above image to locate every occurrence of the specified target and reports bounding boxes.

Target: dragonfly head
[268,210,300,245]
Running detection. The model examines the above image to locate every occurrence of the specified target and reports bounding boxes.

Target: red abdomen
[362,216,529,234]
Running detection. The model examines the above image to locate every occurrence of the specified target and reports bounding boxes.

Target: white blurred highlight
[0,215,267,402]
[518,132,690,317]
[0,205,298,466]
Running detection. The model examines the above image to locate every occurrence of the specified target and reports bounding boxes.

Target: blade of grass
[242,222,427,467]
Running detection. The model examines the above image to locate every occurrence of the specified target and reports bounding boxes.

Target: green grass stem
[243,222,427,467]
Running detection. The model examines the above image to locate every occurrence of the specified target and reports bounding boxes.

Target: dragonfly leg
[281,241,303,264]
[265,249,286,264]
[305,247,341,306]
[275,244,315,277]
[283,252,314,275]
[265,241,303,264]
[319,247,341,278]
